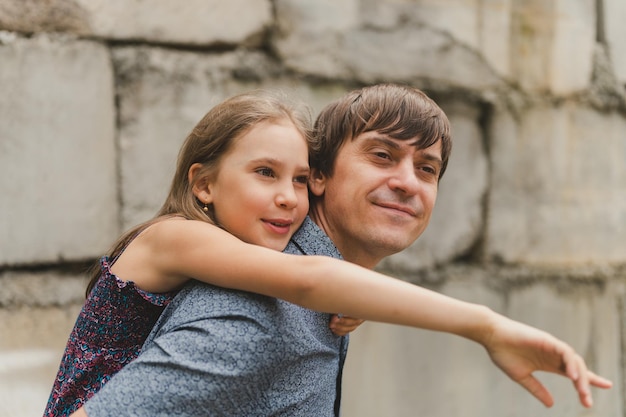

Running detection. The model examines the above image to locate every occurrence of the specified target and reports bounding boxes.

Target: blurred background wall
[0,1,625,416]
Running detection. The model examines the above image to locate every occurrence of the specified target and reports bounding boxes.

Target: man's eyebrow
[363,136,443,166]
[361,136,401,150]
[419,151,443,166]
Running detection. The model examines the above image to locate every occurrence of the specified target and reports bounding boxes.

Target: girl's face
[204,119,310,251]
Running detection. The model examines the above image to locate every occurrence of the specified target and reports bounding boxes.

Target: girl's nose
[276,183,298,208]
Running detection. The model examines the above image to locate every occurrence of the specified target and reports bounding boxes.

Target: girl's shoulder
[144,214,208,231]
[142,215,224,242]
[133,215,197,241]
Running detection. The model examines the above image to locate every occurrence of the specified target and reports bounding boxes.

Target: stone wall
[0,1,625,416]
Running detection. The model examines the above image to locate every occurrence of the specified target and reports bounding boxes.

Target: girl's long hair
[85,90,313,296]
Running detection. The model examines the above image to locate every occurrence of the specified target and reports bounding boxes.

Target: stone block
[0,0,90,33]
[510,0,595,94]
[0,270,86,307]
[0,0,272,47]
[274,0,503,89]
[78,0,271,46]
[0,35,117,265]
[275,0,595,94]
[0,304,82,417]
[357,0,514,77]
[603,0,626,84]
[486,103,626,265]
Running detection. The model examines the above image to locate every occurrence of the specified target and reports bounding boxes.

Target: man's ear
[189,163,213,203]
[308,168,326,197]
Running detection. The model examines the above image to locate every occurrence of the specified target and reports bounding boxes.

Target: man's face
[309,131,442,268]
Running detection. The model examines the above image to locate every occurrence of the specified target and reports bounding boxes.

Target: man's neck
[308,206,381,270]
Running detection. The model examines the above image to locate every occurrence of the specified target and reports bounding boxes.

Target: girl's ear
[308,168,326,197]
[189,163,214,204]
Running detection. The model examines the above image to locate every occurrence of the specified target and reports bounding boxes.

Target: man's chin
[369,233,418,257]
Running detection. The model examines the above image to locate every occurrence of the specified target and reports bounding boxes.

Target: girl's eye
[294,175,309,185]
[256,167,274,177]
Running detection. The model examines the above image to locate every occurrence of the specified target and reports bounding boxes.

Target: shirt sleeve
[84,295,282,416]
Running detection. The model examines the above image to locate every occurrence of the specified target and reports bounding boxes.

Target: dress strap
[110,222,154,264]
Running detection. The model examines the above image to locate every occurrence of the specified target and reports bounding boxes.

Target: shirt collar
[290,216,343,260]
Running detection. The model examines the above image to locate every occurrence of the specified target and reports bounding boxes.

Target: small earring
[202,202,209,212]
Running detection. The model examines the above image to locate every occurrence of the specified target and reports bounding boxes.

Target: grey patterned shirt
[84,216,348,417]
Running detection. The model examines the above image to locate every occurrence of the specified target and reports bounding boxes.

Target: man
[72,84,610,417]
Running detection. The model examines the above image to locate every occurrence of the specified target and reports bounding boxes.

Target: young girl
[44,90,361,417]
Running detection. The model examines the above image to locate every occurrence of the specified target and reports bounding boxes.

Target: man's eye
[374,152,391,160]
[416,165,438,177]
[256,167,274,177]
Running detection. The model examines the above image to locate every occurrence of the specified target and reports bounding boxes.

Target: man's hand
[484,315,612,408]
[329,314,365,336]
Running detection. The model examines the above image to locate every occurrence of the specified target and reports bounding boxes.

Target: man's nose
[388,159,420,195]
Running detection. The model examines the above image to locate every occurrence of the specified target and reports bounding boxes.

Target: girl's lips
[262,219,293,234]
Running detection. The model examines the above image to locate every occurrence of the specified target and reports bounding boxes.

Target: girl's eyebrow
[249,157,310,172]
[249,157,282,165]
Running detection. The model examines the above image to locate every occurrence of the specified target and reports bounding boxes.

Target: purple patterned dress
[43,256,178,417]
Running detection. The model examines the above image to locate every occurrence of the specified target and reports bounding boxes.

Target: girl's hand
[329,314,365,336]
[484,315,612,408]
